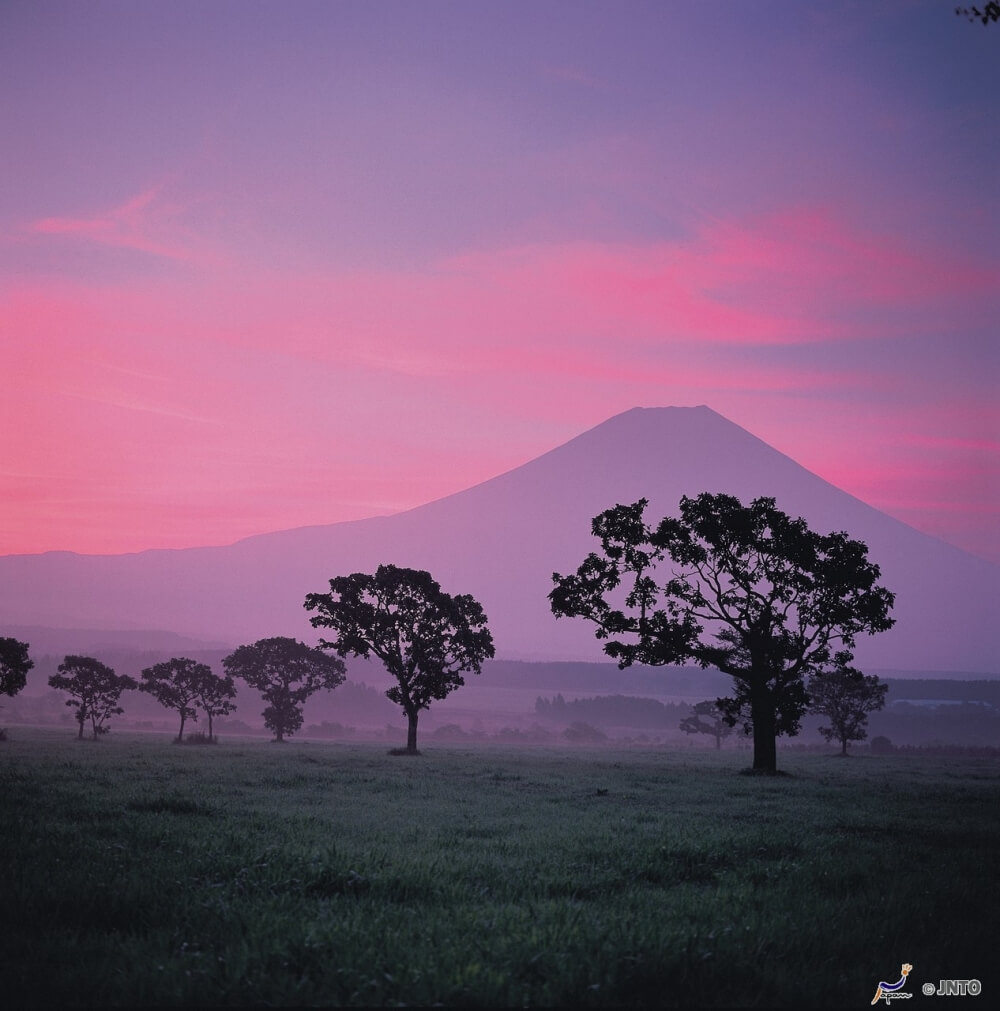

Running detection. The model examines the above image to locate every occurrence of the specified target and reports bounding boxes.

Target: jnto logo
[871,963,913,1004]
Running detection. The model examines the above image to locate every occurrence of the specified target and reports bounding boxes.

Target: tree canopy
[550,493,895,773]
[48,655,137,739]
[1,637,33,699]
[222,637,345,742]
[305,564,495,753]
[956,3,1000,25]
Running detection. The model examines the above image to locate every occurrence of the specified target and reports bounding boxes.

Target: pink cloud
[27,185,215,264]
[257,210,992,366]
[3,198,996,559]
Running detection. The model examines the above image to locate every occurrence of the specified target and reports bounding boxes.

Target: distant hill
[2,406,997,672]
[3,625,231,658]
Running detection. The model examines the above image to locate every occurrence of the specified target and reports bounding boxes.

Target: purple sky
[2,1,997,562]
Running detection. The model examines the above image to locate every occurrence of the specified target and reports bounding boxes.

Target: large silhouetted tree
[1,637,33,699]
[48,656,137,739]
[550,493,895,773]
[809,667,888,756]
[223,637,345,742]
[305,564,495,754]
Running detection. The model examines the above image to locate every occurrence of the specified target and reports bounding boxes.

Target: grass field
[2,728,997,1007]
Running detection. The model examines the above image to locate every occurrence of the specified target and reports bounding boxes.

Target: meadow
[1,728,996,1007]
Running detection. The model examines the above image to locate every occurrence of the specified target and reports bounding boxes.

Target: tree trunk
[750,681,777,773]
[207,712,214,741]
[177,713,186,742]
[406,709,419,753]
[77,715,84,740]
[841,736,849,757]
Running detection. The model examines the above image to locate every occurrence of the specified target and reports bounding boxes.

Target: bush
[304,721,356,738]
[180,731,217,745]
[870,735,895,755]
[431,723,468,741]
[563,721,607,744]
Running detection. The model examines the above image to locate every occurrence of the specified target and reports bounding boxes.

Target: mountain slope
[1,406,996,671]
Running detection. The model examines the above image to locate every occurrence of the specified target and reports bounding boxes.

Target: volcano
[1,406,996,672]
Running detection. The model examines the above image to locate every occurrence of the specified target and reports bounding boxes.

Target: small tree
[808,667,888,756]
[139,658,208,741]
[550,493,895,773]
[305,564,495,754]
[222,637,345,742]
[1,637,33,699]
[679,700,733,750]
[196,669,238,741]
[48,656,137,739]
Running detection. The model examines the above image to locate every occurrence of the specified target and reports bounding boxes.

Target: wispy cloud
[27,184,215,265]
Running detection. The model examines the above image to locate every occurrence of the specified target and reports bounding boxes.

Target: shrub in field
[47,656,137,739]
[870,735,895,754]
[180,731,215,745]
[432,723,469,741]
[496,724,553,743]
[305,721,356,738]
[563,721,607,744]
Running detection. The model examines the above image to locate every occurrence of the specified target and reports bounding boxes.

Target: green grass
[2,728,997,1007]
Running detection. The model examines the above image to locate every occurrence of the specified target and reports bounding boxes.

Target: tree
[305,564,495,754]
[48,656,137,739]
[679,700,733,750]
[549,493,895,773]
[1,637,33,699]
[138,657,234,742]
[196,669,238,741]
[222,637,345,742]
[808,667,888,756]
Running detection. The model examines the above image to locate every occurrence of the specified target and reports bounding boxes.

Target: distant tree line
[536,693,692,730]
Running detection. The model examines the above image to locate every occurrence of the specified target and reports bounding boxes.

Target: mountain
[1,406,997,672]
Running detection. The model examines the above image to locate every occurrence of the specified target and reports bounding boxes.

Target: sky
[1,0,997,563]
